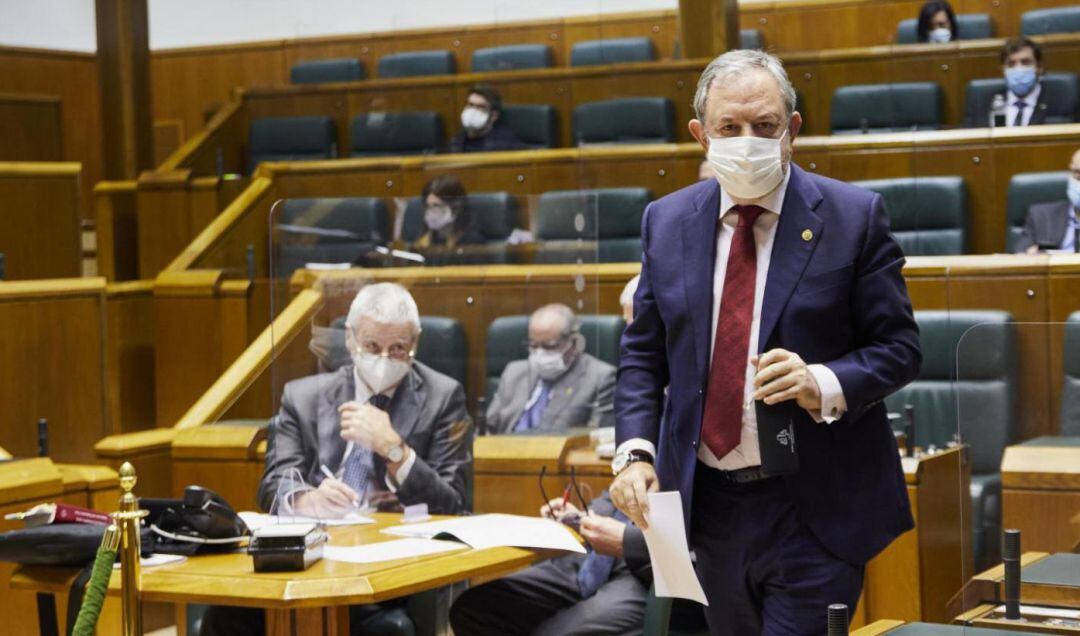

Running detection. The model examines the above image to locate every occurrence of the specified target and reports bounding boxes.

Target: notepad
[324,539,467,564]
[383,513,586,553]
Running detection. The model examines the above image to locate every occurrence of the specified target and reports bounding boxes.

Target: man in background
[487,304,616,433]
[1015,148,1080,253]
[964,38,1056,128]
[450,84,528,153]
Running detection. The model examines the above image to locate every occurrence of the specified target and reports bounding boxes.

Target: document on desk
[239,511,374,531]
[324,539,467,564]
[642,492,708,605]
[383,513,586,553]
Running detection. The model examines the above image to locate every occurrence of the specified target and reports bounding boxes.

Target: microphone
[37,418,48,457]
[827,604,848,635]
[903,404,916,457]
[1003,528,1021,620]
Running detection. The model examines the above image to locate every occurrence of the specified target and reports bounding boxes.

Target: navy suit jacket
[615,164,921,565]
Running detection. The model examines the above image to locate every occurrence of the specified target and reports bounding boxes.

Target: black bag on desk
[144,485,249,556]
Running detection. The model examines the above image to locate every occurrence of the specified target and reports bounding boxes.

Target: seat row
[269,170,1073,275]
[246,73,1079,170]
[285,6,1080,84]
[289,32,763,83]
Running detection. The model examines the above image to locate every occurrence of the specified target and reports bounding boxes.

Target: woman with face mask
[915,1,957,44]
[410,175,485,250]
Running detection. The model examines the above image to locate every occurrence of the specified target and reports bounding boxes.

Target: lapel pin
[801,229,814,242]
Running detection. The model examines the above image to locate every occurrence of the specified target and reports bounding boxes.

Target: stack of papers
[323,539,467,564]
[383,514,585,553]
[239,511,374,532]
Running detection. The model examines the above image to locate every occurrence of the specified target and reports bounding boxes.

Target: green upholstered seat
[248,116,337,174]
[290,58,364,84]
[829,82,942,133]
[572,97,675,145]
[533,188,651,263]
[570,37,655,66]
[1021,6,1080,36]
[349,111,443,157]
[895,13,993,43]
[500,104,558,149]
[852,176,968,255]
[885,310,1017,569]
[1005,170,1070,251]
[377,50,455,78]
[275,197,390,276]
[471,45,553,72]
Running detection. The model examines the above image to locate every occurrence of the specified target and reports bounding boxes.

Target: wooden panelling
[0,162,82,280]
[154,119,185,166]
[0,46,103,214]
[105,280,157,434]
[95,180,139,281]
[0,279,109,463]
[0,92,62,161]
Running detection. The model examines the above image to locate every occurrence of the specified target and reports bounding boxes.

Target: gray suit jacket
[1015,200,1073,253]
[258,362,472,514]
[486,353,616,434]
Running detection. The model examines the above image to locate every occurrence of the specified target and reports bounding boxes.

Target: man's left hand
[579,511,626,558]
[339,402,403,458]
[751,348,821,411]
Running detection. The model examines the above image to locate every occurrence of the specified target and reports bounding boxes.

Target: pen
[320,464,336,481]
[560,484,572,507]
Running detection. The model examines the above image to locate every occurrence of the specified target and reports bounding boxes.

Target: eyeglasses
[538,465,592,520]
[354,343,414,362]
[523,336,570,352]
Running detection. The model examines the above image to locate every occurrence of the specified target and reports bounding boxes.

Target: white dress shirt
[340,367,416,490]
[1006,83,1041,127]
[616,171,847,470]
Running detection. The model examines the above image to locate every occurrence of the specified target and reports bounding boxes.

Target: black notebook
[755,400,800,475]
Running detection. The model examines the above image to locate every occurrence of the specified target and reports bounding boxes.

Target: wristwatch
[385,443,406,463]
[611,449,654,476]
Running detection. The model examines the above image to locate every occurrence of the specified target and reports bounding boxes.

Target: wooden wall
[0,46,103,215]
[0,278,156,463]
[0,93,62,161]
[0,163,83,280]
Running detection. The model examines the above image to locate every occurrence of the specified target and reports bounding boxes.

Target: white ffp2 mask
[706,130,787,200]
[461,107,490,132]
[354,353,411,394]
[927,28,952,44]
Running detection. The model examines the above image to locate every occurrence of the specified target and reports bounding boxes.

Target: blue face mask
[1068,177,1080,210]
[1005,66,1038,97]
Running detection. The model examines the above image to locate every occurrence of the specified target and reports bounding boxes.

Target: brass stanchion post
[110,462,148,636]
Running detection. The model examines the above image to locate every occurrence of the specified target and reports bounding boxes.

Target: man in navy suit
[609,49,921,634]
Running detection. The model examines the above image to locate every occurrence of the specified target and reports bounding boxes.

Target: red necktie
[701,204,765,460]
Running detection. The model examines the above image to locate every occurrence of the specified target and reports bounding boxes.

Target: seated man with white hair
[486,303,616,433]
[200,282,472,636]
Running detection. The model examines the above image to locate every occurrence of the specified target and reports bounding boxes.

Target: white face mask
[530,348,571,381]
[706,129,787,200]
[461,106,490,132]
[424,204,455,232]
[354,352,411,394]
[928,27,952,44]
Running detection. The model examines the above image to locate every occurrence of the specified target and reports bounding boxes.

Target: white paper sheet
[383,513,586,553]
[641,492,708,605]
[323,539,467,564]
[239,511,374,532]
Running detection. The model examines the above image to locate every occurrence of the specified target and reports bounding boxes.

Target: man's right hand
[540,497,581,520]
[610,461,659,529]
[294,477,359,517]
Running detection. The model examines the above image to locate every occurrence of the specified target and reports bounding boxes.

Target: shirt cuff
[384,447,417,492]
[615,438,657,459]
[807,364,847,423]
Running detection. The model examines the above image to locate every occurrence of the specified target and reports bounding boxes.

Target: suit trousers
[690,462,864,635]
[449,553,648,636]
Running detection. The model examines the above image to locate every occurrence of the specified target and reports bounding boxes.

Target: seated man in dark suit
[449,84,528,153]
[449,490,706,635]
[1015,148,1080,254]
[486,304,616,433]
[201,282,472,636]
[964,37,1054,128]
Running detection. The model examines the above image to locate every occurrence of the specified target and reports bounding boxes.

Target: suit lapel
[319,367,353,470]
[1046,201,1071,246]
[542,356,586,427]
[683,180,722,381]
[758,165,824,352]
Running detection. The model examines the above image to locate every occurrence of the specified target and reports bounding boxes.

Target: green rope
[70,545,117,636]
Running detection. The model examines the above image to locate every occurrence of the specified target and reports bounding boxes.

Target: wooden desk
[949,551,1080,623]
[10,513,546,636]
[1002,437,1080,555]
[854,619,1051,634]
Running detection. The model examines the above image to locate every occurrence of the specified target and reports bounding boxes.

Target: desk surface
[11,513,543,609]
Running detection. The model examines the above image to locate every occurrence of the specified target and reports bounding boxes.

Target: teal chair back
[501,104,558,149]
[290,58,364,84]
[570,37,655,66]
[248,116,336,174]
[377,50,455,78]
[350,112,443,157]
[830,82,942,133]
[534,188,651,263]
[573,98,675,145]
[1005,171,1070,251]
[852,177,968,255]
[471,45,553,72]
[1021,6,1080,36]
